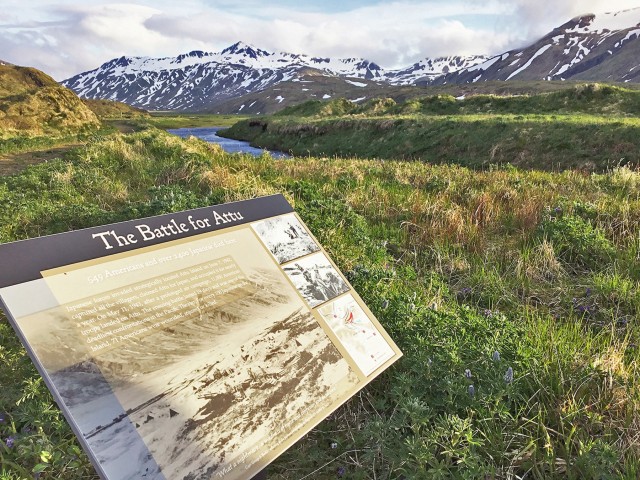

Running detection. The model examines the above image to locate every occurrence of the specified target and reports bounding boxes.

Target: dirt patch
[105,120,144,134]
[0,144,80,175]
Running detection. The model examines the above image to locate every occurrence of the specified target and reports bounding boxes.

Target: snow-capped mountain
[61,41,483,111]
[435,8,640,84]
[61,8,640,112]
[62,42,386,111]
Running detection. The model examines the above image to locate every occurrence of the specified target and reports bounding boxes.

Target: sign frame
[0,194,401,480]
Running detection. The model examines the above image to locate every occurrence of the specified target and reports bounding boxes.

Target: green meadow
[1,85,640,479]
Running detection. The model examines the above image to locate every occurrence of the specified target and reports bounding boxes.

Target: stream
[167,127,289,158]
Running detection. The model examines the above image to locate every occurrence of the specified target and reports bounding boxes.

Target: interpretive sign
[0,194,401,480]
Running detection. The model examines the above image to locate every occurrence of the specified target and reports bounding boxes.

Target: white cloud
[144,1,514,67]
[1,0,640,80]
[1,3,210,78]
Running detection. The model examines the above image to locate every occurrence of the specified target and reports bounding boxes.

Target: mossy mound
[0,64,100,136]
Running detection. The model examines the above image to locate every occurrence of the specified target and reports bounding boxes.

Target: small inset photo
[252,213,320,264]
[318,294,396,376]
[283,252,349,308]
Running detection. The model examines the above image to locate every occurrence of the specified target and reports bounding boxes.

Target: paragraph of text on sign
[66,256,254,355]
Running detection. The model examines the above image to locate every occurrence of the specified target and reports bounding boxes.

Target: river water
[167,127,290,158]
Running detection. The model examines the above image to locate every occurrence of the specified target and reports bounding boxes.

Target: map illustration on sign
[318,294,397,376]
[0,195,401,480]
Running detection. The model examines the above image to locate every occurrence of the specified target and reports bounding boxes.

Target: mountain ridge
[61,8,640,113]
[436,8,640,84]
[61,41,486,112]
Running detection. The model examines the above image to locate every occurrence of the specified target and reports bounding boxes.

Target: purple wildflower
[504,367,514,384]
[464,369,472,379]
[468,385,475,397]
[492,351,501,362]
[5,436,15,448]
[337,466,346,477]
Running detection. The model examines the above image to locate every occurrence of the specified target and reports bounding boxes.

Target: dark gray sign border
[0,194,293,288]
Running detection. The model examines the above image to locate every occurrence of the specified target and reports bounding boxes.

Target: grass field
[0,119,639,478]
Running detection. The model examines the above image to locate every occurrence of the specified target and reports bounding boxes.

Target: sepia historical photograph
[251,213,320,264]
[282,252,350,308]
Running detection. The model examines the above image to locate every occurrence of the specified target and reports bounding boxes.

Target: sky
[2,0,640,80]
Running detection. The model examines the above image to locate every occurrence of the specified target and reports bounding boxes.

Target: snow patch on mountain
[467,55,500,72]
[507,44,552,80]
[345,80,368,87]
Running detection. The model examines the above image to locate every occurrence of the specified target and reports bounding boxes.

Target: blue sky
[2,0,639,80]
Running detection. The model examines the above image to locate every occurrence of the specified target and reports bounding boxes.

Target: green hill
[221,84,640,172]
[0,64,100,137]
[277,83,640,118]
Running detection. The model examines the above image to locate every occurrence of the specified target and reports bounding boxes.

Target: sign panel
[0,194,401,480]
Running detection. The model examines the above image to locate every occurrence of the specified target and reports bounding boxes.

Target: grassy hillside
[277,83,640,117]
[82,98,148,119]
[206,78,640,115]
[1,127,639,479]
[222,84,640,171]
[0,64,100,137]
[414,79,640,97]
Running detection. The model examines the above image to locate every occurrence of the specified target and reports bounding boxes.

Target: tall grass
[1,128,639,479]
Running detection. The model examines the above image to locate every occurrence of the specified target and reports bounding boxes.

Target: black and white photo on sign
[251,213,319,264]
[283,252,349,308]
